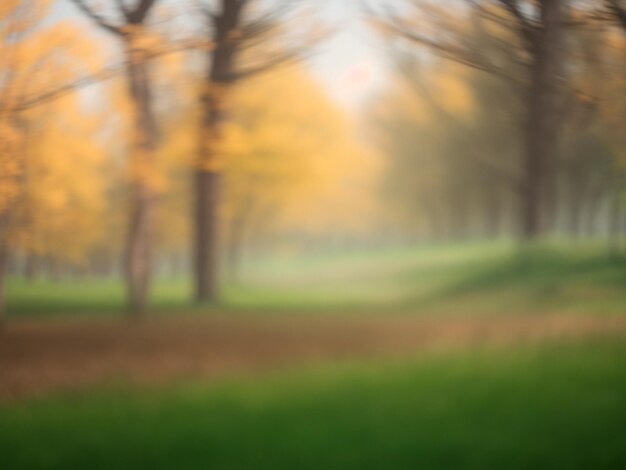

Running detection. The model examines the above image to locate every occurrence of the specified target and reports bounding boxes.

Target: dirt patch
[1,313,625,401]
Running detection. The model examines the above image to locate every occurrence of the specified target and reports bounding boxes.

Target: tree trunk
[194,6,238,303]
[226,216,244,285]
[124,40,157,317]
[520,0,563,240]
[608,184,622,258]
[0,241,7,328]
[24,255,39,282]
[485,192,502,239]
[567,199,582,238]
[0,199,17,326]
[195,80,229,303]
[195,168,222,301]
[226,198,255,285]
[566,179,584,238]
[125,178,153,315]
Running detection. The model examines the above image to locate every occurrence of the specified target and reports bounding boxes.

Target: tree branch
[69,0,123,35]
[8,37,203,113]
[113,0,132,20]
[383,19,524,85]
[233,48,305,80]
[194,0,219,26]
[400,63,522,187]
[497,0,537,48]
[239,2,294,41]
[607,0,626,30]
[126,0,159,24]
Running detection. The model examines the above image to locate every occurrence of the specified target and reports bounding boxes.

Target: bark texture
[194,0,243,303]
[521,0,564,239]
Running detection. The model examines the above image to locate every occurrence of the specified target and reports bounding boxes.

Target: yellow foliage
[222,68,383,236]
[0,119,23,215]
[154,65,383,252]
[0,2,110,264]
[15,98,109,263]
[436,66,474,116]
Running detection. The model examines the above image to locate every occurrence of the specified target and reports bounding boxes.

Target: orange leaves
[0,120,23,216]
[0,0,112,261]
[221,68,382,236]
[17,99,109,263]
[436,68,475,117]
[124,24,170,65]
[126,149,168,194]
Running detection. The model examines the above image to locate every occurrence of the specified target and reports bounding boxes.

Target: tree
[605,1,626,30]
[14,96,110,277]
[153,50,377,284]
[0,0,104,320]
[373,0,567,240]
[221,68,381,277]
[601,0,626,253]
[193,0,312,302]
[370,54,519,242]
[69,0,160,316]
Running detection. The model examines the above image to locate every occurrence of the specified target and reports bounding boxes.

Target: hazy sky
[309,0,389,109]
[54,0,390,112]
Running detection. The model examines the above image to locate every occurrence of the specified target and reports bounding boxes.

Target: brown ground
[1,313,625,402]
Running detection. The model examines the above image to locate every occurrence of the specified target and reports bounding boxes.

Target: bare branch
[10,68,120,112]
[69,0,123,35]
[398,62,522,187]
[497,0,537,48]
[194,0,219,24]
[7,37,204,113]
[240,16,282,42]
[233,48,304,81]
[384,19,524,85]
[464,0,520,29]
[607,0,626,30]
[113,0,132,20]
[239,2,294,41]
[126,0,159,24]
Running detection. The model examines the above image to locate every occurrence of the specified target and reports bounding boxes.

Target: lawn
[7,241,626,316]
[3,243,626,469]
[1,337,625,470]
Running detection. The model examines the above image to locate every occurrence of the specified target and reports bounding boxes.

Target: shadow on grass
[7,242,626,318]
[403,244,626,314]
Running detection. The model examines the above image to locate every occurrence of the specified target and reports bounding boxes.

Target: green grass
[6,278,192,317]
[1,337,625,469]
[7,241,626,317]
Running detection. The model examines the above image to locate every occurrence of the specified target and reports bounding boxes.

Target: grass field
[1,337,625,470]
[7,241,626,317]
[2,242,625,469]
